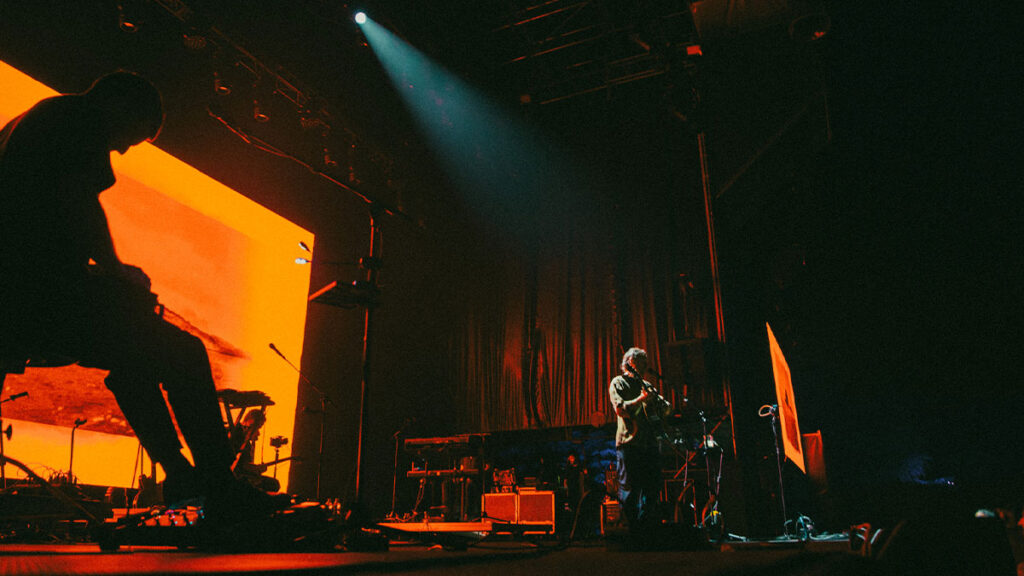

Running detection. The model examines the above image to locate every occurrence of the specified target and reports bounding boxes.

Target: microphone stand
[387,418,415,520]
[387,428,402,520]
[760,404,789,536]
[69,418,86,483]
[0,391,29,489]
[270,343,334,500]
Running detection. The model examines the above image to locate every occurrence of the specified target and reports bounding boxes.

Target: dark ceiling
[0,0,832,224]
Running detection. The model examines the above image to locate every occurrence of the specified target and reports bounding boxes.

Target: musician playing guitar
[609,347,672,536]
[0,72,287,525]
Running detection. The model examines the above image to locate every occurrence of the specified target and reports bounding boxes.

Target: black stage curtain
[443,190,710,433]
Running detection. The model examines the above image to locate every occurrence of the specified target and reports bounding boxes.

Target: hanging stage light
[213,71,232,95]
[117,1,142,33]
[354,12,367,25]
[323,147,339,169]
[253,99,270,123]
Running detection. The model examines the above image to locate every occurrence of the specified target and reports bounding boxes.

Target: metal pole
[69,427,77,481]
[317,394,325,500]
[697,130,738,458]
[388,430,401,519]
[771,410,789,535]
[354,210,381,504]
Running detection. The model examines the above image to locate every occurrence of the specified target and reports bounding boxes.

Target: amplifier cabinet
[517,490,555,526]
[481,492,517,523]
[482,491,555,532]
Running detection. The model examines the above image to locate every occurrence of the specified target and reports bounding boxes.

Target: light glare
[354,12,367,25]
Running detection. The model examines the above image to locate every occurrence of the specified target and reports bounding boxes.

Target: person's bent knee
[104,369,157,396]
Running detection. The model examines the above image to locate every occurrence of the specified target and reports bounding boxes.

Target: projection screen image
[0,61,313,491]
[766,322,805,474]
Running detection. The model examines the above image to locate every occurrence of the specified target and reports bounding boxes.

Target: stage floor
[0,538,862,576]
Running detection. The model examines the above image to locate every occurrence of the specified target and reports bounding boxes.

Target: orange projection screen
[766,322,805,474]
[0,62,313,490]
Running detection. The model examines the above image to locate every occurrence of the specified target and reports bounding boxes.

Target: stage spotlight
[117,1,142,33]
[253,100,270,123]
[213,71,232,95]
[354,12,367,25]
[323,147,339,169]
[789,11,831,42]
[182,31,208,51]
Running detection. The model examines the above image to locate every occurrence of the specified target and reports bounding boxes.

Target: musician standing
[609,347,672,534]
[0,72,284,522]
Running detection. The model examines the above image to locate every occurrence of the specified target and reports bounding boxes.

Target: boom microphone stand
[270,342,334,500]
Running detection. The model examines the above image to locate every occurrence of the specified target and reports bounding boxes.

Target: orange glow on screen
[0,61,313,490]
[767,322,805,473]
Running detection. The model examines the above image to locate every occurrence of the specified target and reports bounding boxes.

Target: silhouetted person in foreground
[0,71,286,523]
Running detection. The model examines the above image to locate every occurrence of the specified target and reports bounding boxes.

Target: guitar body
[641,386,674,440]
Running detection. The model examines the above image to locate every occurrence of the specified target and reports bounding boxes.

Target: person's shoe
[201,477,293,526]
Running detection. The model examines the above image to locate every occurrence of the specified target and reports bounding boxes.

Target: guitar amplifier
[481,492,517,523]
[517,490,554,526]
[482,491,555,532]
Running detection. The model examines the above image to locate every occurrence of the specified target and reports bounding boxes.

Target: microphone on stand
[4,391,29,402]
[268,342,287,361]
[268,343,334,406]
[268,343,330,500]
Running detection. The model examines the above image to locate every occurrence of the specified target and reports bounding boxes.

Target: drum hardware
[269,435,288,479]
